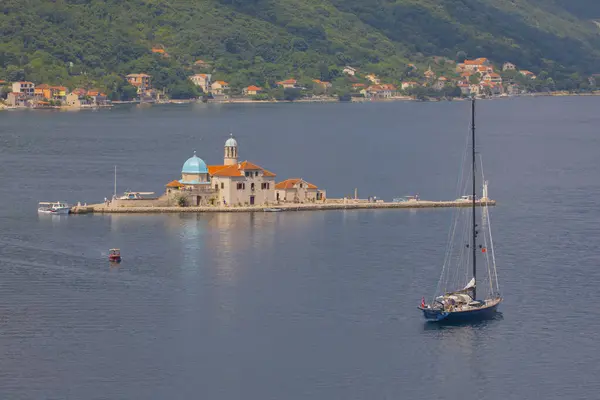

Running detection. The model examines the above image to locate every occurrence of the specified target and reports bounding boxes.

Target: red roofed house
[276,79,298,89]
[366,84,397,98]
[243,85,263,96]
[189,74,212,93]
[463,58,491,72]
[483,73,503,84]
[126,73,151,93]
[211,80,229,95]
[520,70,537,79]
[151,47,169,57]
[312,79,332,89]
[275,179,325,203]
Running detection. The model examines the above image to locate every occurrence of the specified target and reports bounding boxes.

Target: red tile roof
[277,79,297,85]
[209,161,276,177]
[166,180,185,188]
[208,165,230,175]
[275,178,317,190]
[464,58,489,65]
[246,85,262,91]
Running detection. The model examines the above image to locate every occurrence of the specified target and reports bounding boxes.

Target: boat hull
[38,208,70,215]
[419,298,502,322]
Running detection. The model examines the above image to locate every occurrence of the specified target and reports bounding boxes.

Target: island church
[163,135,325,207]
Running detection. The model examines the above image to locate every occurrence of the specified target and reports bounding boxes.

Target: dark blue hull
[419,299,501,323]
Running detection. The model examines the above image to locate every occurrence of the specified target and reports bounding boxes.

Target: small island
[71,135,495,215]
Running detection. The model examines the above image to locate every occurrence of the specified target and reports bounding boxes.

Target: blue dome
[182,151,208,174]
[225,137,238,147]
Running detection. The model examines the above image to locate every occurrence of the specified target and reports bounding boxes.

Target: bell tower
[224,134,238,166]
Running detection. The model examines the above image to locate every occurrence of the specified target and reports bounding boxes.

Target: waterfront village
[106,135,327,210]
[2,56,592,110]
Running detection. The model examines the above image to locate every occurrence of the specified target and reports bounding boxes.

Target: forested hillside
[1,0,599,93]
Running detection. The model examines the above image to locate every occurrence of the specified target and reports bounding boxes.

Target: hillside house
[194,59,212,69]
[243,85,263,96]
[189,74,212,93]
[352,83,366,91]
[458,83,471,96]
[424,66,436,79]
[312,79,332,90]
[276,79,298,89]
[7,92,28,107]
[503,62,516,71]
[343,66,357,76]
[463,58,491,72]
[366,84,396,98]
[87,89,109,105]
[211,80,229,95]
[151,47,169,57]
[126,73,151,93]
[365,74,380,84]
[520,70,537,79]
[12,81,35,96]
[483,73,503,84]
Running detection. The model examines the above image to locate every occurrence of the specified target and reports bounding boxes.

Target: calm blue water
[1,98,600,399]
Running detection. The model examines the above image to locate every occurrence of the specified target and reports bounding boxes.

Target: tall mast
[471,99,477,300]
[114,165,117,200]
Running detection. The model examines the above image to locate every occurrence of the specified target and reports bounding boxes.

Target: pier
[71,199,496,214]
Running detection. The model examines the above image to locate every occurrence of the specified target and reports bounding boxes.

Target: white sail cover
[463,278,476,290]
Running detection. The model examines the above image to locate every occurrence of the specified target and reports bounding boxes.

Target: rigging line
[478,155,494,295]
[436,124,471,298]
[479,154,500,294]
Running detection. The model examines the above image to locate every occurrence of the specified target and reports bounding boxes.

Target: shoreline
[3,92,600,111]
[71,199,496,214]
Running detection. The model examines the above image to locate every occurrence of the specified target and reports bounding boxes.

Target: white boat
[117,191,155,200]
[38,201,71,214]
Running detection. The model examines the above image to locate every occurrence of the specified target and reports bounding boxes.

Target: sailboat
[418,99,502,322]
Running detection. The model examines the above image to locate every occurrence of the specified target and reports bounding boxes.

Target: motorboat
[117,191,156,200]
[263,208,283,212]
[38,201,71,214]
[108,249,122,263]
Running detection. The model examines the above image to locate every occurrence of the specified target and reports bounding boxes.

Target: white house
[12,81,35,95]
[343,66,357,76]
[211,80,229,95]
[502,62,516,71]
[189,74,212,93]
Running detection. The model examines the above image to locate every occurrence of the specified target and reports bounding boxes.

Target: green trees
[0,0,598,95]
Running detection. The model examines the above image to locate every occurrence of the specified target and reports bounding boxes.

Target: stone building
[275,178,326,203]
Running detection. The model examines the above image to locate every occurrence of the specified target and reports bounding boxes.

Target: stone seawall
[71,200,496,214]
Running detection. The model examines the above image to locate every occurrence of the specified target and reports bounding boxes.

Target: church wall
[212,175,275,206]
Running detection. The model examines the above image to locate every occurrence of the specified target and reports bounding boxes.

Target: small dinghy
[108,248,122,263]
